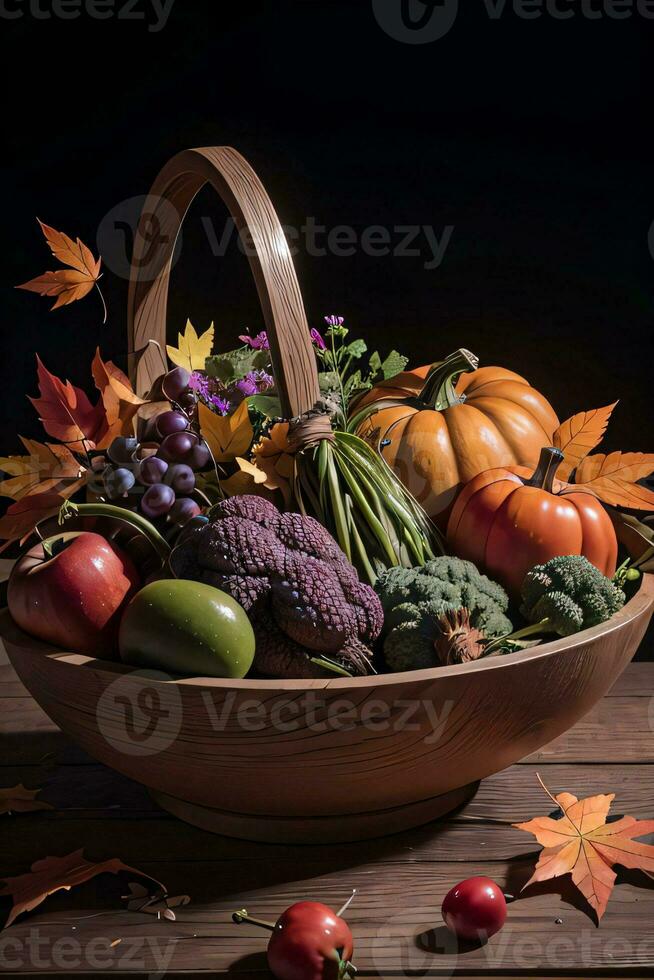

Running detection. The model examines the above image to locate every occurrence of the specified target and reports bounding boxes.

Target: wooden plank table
[2,589,654,976]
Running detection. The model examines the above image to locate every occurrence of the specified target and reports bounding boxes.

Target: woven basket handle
[127,146,320,416]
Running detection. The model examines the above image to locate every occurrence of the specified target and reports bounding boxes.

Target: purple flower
[254,370,275,391]
[235,374,258,398]
[239,331,270,350]
[324,315,344,329]
[234,370,274,398]
[210,395,231,415]
[310,328,327,350]
[188,371,210,399]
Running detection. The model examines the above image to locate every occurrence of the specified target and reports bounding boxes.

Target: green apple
[119,579,255,678]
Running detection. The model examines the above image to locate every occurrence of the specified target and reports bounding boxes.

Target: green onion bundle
[293,429,444,585]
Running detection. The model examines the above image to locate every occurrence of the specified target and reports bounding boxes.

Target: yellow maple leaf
[198,399,254,464]
[166,320,215,372]
[221,457,270,497]
[0,438,84,501]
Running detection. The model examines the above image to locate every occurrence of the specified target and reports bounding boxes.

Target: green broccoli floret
[519,555,626,638]
[375,557,513,672]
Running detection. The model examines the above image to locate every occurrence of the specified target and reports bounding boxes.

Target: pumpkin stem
[418,349,479,411]
[525,447,565,493]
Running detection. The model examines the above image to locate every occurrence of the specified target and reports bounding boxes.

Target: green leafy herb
[206,348,270,383]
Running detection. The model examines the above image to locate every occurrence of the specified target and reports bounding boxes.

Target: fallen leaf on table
[514,775,654,923]
[166,319,214,372]
[0,438,84,502]
[552,403,617,481]
[571,451,654,510]
[0,849,165,929]
[29,355,109,452]
[198,398,253,463]
[122,882,190,921]
[17,220,105,321]
[0,785,53,816]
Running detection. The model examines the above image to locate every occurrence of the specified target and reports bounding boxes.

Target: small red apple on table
[8,531,140,658]
[442,876,507,943]
[233,895,357,980]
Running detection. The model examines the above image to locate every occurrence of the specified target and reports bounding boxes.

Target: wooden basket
[3,147,654,844]
[127,146,320,413]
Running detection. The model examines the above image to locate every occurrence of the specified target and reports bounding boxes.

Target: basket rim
[2,573,653,692]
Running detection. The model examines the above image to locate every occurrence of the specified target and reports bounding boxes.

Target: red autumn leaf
[0,492,66,554]
[0,849,164,929]
[514,775,654,923]
[28,356,108,453]
[552,403,617,481]
[17,221,106,320]
[573,451,654,510]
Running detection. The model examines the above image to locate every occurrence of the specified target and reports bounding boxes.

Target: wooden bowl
[6,148,651,841]
[2,575,653,843]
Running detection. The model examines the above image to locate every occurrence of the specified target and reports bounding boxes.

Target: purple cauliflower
[170,496,383,679]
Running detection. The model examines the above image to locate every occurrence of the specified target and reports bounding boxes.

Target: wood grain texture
[1,861,654,975]
[3,760,654,826]
[1,763,653,870]
[126,147,320,414]
[1,577,652,842]
[1,664,654,975]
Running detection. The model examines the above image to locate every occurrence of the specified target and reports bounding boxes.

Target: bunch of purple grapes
[99,367,211,529]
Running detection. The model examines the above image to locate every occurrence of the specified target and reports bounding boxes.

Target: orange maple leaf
[514,775,654,923]
[552,403,617,481]
[0,849,164,929]
[17,220,106,322]
[572,451,654,510]
[91,349,146,449]
[252,422,294,506]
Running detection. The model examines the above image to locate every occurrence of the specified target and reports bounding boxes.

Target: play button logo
[372,0,459,43]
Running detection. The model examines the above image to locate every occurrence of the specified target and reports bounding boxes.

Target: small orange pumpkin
[351,349,559,527]
[446,446,618,598]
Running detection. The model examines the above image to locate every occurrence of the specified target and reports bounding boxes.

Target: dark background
[1,0,652,646]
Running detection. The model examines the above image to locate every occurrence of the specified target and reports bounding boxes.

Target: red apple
[442,876,507,942]
[8,531,141,657]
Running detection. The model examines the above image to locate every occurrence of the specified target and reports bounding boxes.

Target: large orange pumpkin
[351,349,560,527]
[446,446,618,598]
